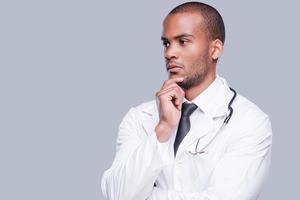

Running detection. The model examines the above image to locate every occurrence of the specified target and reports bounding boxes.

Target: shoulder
[135,100,157,115]
[228,92,272,141]
[120,100,157,124]
[233,93,269,121]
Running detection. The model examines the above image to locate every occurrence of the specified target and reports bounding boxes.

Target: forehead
[162,12,206,38]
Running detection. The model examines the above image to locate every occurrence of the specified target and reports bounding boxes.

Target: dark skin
[155,12,224,142]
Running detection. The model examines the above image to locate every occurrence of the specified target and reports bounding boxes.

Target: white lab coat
[101,78,272,200]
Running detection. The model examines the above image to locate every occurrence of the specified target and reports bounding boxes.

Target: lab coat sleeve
[147,114,272,200]
[101,107,173,200]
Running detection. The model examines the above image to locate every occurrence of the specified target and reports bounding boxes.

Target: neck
[184,72,216,101]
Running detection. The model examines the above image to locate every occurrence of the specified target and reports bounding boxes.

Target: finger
[175,97,180,108]
[174,91,184,110]
[158,84,179,95]
[156,85,184,100]
[156,86,178,98]
[160,77,184,90]
[157,87,183,106]
[159,83,185,96]
[160,81,186,98]
[162,77,184,88]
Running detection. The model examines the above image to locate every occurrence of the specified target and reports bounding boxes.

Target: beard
[178,51,210,90]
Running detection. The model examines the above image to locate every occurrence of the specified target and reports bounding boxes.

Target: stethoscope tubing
[188,87,237,155]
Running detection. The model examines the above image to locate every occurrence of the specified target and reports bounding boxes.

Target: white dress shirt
[101,76,272,200]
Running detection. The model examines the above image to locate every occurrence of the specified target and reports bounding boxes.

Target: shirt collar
[184,75,223,115]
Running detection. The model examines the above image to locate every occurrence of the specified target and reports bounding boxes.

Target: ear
[210,39,224,61]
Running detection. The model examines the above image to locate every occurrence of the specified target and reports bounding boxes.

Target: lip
[167,63,183,71]
[168,67,182,73]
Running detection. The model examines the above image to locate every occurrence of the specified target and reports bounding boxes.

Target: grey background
[1,0,299,199]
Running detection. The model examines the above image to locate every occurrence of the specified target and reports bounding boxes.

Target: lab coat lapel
[140,104,159,136]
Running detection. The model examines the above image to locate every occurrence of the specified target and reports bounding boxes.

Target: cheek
[183,47,206,67]
[181,47,199,63]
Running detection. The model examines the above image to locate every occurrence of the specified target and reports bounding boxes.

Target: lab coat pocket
[174,143,220,191]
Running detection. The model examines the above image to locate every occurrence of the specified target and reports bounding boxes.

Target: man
[101,2,272,200]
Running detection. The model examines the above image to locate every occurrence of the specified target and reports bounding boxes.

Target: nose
[164,44,178,62]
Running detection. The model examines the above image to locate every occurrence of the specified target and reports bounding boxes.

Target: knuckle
[170,83,178,88]
[164,79,171,85]
[175,87,181,94]
[167,87,175,92]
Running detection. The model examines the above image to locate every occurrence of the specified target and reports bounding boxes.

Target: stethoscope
[188,87,237,155]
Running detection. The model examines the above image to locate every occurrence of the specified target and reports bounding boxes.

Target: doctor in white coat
[101,2,272,200]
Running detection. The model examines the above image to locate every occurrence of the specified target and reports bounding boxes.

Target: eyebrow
[161,34,195,41]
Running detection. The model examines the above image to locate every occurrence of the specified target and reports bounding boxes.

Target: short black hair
[168,1,225,44]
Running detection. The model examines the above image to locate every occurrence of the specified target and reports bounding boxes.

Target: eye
[163,41,170,48]
[179,39,188,45]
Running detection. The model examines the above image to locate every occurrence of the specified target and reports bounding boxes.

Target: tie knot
[181,102,198,117]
